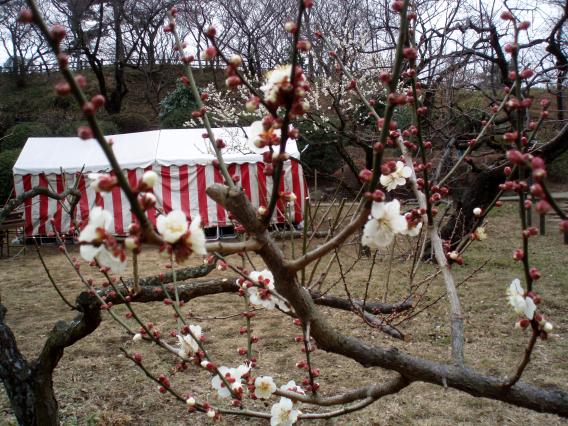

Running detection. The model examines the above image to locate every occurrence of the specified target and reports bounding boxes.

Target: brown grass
[0,202,567,425]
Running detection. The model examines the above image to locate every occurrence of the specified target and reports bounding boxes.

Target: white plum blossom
[362,200,408,249]
[474,226,488,241]
[247,120,280,154]
[132,333,142,342]
[177,325,202,358]
[507,279,536,319]
[186,215,207,255]
[157,210,188,244]
[78,207,126,273]
[380,161,411,191]
[211,364,251,398]
[262,65,292,103]
[247,270,290,312]
[271,397,301,426]
[88,172,116,192]
[254,376,277,399]
[280,380,305,396]
[401,221,423,237]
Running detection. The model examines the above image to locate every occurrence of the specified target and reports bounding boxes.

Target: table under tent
[12,127,307,241]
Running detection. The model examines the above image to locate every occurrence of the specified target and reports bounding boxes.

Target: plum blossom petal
[362,199,408,248]
[247,270,290,311]
[78,207,125,273]
[247,120,280,154]
[254,376,277,399]
[96,247,126,273]
[177,325,202,358]
[280,380,305,396]
[380,161,412,191]
[186,215,207,255]
[262,65,292,103]
[507,279,536,319]
[401,221,423,237]
[211,364,250,398]
[157,210,189,244]
[271,397,300,426]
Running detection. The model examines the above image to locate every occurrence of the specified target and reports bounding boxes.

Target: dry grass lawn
[0,202,567,425]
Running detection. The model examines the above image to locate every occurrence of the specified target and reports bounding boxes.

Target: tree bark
[0,291,102,425]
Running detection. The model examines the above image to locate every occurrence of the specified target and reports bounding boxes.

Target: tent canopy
[13,126,301,175]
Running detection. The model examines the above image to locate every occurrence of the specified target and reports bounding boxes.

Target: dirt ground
[1,202,567,425]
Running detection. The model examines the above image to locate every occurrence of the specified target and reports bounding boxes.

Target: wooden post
[539,214,546,236]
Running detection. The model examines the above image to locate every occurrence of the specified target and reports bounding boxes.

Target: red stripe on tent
[213,166,226,225]
[179,165,190,219]
[257,163,267,207]
[291,160,302,223]
[22,175,33,236]
[228,164,237,181]
[38,174,49,235]
[94,182,104,209]
[161,166,172,213]
[53,175,64,233]
[144,166,156,226]
[196,165,209,225]
[240,164,251,200]
[276,171,285,223]
[78,174,90,223]
[127,170,138,225]
[110,175,124,234]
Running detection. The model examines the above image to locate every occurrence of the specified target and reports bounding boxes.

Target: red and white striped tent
[12,127,307,237]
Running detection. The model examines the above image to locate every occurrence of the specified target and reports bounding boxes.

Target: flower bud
[229,55,242,66]
[141,170,158,189]
[77,126,93,140]
[284,21,297,33]
[358,168,373,182]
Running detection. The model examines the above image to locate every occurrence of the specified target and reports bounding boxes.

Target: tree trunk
[0,291,102,425]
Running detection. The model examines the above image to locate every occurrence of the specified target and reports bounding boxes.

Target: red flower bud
[50,24,66,43]
[529,267,541,280]
[55,82,71,96]
[536,200,551,215]
[358,168,373,182]
[17,9,34,24]
[513,249,524,261]
[403,47,417,59]
[77,126,93,140]
[391,1,404,12]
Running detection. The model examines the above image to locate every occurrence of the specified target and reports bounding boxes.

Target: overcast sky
[0,0,563,67]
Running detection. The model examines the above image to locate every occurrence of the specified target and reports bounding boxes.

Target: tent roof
[13,126,300,175]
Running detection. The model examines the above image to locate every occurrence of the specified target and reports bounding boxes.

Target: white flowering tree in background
[1,1,568,425]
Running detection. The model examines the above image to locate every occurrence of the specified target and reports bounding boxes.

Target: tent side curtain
[13,160,307,237]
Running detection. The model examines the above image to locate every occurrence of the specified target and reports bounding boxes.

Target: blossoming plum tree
[1,1,567,425]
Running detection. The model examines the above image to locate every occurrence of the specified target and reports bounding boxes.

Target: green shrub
[160,108,193,129]
[0,149,21,204]
[0,111,16,137]
[549,149,568,182]
[1,123,51,151]
[112,112,151,133]
[159,83,198,129]
[54,120,118,137]
[297,124,343,175]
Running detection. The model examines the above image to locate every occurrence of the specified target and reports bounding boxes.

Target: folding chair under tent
[12,127,308,239]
